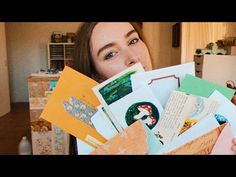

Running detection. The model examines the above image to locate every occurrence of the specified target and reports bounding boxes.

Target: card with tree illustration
[92,63,145,106]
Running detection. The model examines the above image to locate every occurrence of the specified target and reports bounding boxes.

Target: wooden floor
[0,103,31,155]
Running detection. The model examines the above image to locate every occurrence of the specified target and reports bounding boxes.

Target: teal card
[179,74,235,100]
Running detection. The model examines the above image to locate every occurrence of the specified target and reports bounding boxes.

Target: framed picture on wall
[172,23,180,48]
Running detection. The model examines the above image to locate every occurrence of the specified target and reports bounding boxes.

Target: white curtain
[181,22,227,63]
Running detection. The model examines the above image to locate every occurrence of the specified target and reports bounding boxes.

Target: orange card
[90,119,163,155]
[40,66,106,148]
[90,120,148,155]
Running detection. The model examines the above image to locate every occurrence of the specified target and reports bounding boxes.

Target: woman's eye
[105,51,116,60]
[129,38,139,45]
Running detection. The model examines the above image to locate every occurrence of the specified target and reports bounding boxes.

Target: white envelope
[91,107,119,140]
[209,90,236,137]
[76,138,95,155]
[158,113,220,154]
[131,62,195,107]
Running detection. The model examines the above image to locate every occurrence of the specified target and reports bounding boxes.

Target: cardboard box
[226,46,236,55]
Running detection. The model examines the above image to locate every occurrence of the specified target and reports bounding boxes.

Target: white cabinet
[47,43,75,70]
[194,55,236,87]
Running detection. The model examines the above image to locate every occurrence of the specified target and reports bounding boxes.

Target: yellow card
[40,66,106,148]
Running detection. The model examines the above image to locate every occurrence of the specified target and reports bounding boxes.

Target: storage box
[27,76,70,155]
[226,46,236,55]
[194,55,204,78]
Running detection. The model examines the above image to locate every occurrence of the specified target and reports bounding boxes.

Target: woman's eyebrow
[97,42,115,57]
[125,29,136,38]
[97,29,137,57]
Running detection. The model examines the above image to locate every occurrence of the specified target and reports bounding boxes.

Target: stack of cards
[40,62,236,155]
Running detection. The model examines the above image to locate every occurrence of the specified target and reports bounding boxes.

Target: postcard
[158,113,220,154]
[91,106,119,140]
[40,66,107,148]
[154,90,219,145]
[167,123,225,155]
[76,138,95,155]
[209,90,236,136]
[108,85,163,133]
[131,62,195,107]
[92,62,145,106]
[179,74,235,100]
[96,105,124,133]
[90,120,163,155]
[49,80,58,91]
[211,123,235,155]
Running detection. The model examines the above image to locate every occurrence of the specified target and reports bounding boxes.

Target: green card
[178,74,235,100]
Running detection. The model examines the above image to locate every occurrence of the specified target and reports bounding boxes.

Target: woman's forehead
[90,22,135,49]
[93,22,134,35]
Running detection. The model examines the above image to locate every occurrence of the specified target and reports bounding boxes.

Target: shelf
[50,59,65,61]
[48,42,75,45]
[48,43,75,70]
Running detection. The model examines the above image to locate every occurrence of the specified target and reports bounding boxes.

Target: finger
[231,145,236,153]
[232,138,236,144]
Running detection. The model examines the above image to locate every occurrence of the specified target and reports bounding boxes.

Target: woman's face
[90,22,152,80]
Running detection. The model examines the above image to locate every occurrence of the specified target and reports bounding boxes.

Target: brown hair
[73,22,151,79]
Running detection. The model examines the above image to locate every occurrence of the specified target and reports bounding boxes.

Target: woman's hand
[232,95,236,105]
[232,138,236,153]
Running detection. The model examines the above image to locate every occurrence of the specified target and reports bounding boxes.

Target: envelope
[90,120,163,155]
[167,123,226,155]
[40,66,107,148]
[158,113,220,154]
[209,90,236,136]
[131,62,195,107]
[211,123,235,155]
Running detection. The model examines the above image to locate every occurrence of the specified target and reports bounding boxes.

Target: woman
[73,22,152,82]
[70,22,152,154]
[72,22,236,154]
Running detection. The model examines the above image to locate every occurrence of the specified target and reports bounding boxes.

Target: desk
[27,76,69,154]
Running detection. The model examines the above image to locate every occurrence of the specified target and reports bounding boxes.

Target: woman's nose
[124,50,140,67]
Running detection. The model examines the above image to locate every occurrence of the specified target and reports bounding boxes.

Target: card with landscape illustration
[92,63,145,106]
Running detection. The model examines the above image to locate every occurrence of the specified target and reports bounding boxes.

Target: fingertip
[231,145,236,153]
[232,138,236,144]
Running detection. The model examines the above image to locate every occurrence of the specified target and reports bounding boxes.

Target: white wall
[202,55,236,86]
[5,22,81,102]
[0,22,10,116]
[5,22,179,102]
